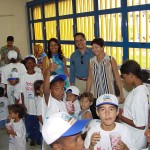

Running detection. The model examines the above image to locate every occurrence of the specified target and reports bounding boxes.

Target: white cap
[96,94,118,107]
[25,55,36,62]
[7,50,17,60]
[66,86,80,96]
[7,71,19,80]
[50,74,66,83]
[42,112,90,145]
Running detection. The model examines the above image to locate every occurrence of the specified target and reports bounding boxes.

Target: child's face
[121,73,133,86]
[50,81,65,100]
[66,92,77,102]
[9,110,18,120]
[37,83,44,96]
[8,80,18,86]
[80,97,92,111]
[59,133,84,150]
[26,59,36,70]
[96,104,118,130]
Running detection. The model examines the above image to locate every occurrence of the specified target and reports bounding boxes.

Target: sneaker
[30,140,36,146]
[36,140,41,145]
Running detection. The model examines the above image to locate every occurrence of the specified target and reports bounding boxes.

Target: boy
[0,87,9,130]
[42,111,90,150]
[84,94,136,150]
[43,63,67,117]
[21,55,43,146]
[66,86,81,118]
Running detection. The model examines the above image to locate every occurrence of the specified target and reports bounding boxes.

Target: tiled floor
[0,129,41,150]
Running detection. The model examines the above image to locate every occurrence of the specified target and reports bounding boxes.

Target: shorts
[0,119,7,128]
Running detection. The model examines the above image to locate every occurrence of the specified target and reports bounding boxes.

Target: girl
[6,104,26,150]
[78,92,94,120]
[119,60,149,150]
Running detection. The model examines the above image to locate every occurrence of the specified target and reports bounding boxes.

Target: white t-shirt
[1,63,27,84]
[122,84,149,150]
[0,97,9,120]
[46,94,67,117]
[8,119,26,150]
[21,72,43,115]
[84,122,137,150]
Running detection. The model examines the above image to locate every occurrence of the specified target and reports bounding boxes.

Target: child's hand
[90,132,101,147]
[115,141,129,150]
[48,61,57,72]
[6,128,16,137]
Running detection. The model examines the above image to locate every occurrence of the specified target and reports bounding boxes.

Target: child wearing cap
[42,112,90,150]
[43,63,68,117]
[21,55,43,146]
[84,94,136,150]
[78,92,93,120]
[65,86,81,119]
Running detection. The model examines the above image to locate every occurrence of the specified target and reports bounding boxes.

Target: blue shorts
[0,119,7,128]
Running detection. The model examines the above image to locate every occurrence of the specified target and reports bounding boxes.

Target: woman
[45,38,68,76]
[119,60,149,149]
[86,38,124,101]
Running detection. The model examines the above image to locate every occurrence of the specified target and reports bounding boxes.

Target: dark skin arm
[118,112,145,130]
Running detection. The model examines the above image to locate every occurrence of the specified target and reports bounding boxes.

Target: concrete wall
[0,0,31,58]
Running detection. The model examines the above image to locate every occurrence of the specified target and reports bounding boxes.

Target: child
[6,104,26,150]
[0,87,9,130]
[65,86,81,118]
[78,92,93,120]
[7,70,23,105]
[119,60,149,150]
[43,63,67,117]
[84,94,136,150]
[21,55,43,146]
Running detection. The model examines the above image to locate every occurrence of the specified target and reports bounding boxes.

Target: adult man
[0,36,21,67]
[42,112,90,150]
[70,32,94,94]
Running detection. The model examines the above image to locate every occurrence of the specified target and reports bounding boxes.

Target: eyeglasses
[81,55,84,64]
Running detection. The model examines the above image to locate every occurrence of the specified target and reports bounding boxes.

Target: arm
[42,56,49,75]
[38,115,43,125]
[69,54,75,85]
[82,111,93,119]
[43,62,56,105]
[86,62,93,92]
[111,57,124,103]
[118,113,145,130]
[63,57,69,77]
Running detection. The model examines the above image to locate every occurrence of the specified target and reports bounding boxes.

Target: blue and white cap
[96,94,118,107]
[49,74,66,83]
[42,112,90,145]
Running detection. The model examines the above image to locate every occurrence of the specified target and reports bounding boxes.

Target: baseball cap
[7,71,19,80]
[66,86,80,96]
[42,112,90,145]
[96,94,118,107]
[50,74,66,83]
[25,55,36,62]
[7,50,17,60]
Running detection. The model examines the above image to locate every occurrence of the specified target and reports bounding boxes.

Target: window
[26,0,150,68]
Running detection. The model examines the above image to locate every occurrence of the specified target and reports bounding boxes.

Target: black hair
[74,32,86,40]
[47,38,64,61]
[120,60,149,82]
[91,38,105,47]
[80,92,94,102]
[25,57,36,63]
[9,58,17,63]
[34,80,44,96]
[7,36,14,41]
[9,104,26,118]
[0,87,4,97]
[50,78,64,89]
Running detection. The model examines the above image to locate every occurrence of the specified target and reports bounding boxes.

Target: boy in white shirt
[0,87,9,130]
[43,63,67,117]
[84,94,137,150]
[65,86,81,119]
[21,55,43,146]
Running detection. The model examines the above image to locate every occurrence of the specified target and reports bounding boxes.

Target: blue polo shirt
[70,47,94,83]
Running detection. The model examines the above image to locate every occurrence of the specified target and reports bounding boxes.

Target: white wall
[0,0,31,58]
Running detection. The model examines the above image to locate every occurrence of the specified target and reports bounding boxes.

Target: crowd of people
[0,34,150,150]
